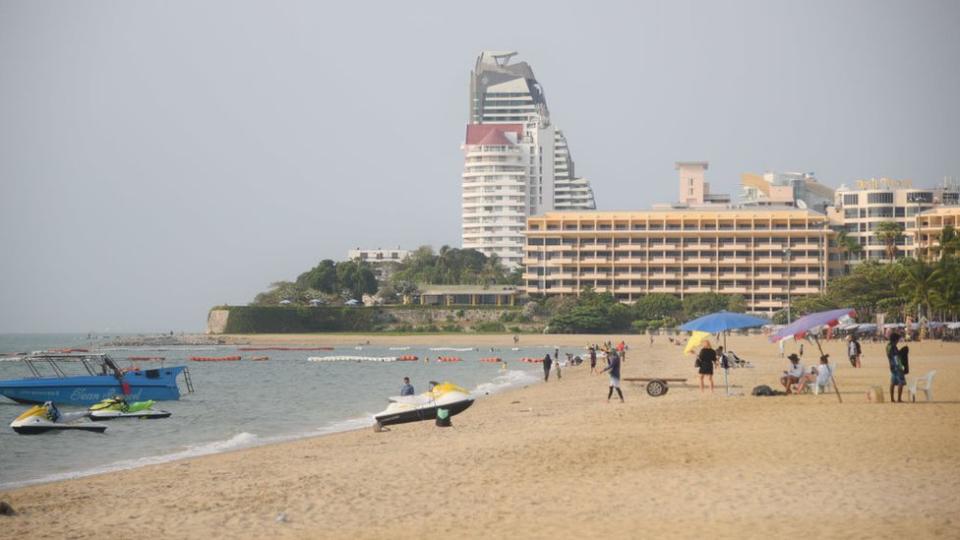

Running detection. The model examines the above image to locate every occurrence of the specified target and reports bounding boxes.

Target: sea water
[0,334,555,488]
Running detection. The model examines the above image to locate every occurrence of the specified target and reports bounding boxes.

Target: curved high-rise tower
[461,51,596,268]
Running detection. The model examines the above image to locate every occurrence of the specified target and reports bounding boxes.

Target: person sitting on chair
[780,354,804,394]
[793,355,832,394]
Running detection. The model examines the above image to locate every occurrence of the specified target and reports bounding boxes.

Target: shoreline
[3,335,959,539]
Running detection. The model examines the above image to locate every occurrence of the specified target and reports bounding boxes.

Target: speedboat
[0,353,194,406]
[373,382,474,429]
[11,402,106,435]
[87,396,172,420]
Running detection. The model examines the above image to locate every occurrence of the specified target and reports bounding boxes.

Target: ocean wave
[429,347,475,352]
[471,369,538,397]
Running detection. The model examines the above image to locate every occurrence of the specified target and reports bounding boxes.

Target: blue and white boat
[0,353,194,406]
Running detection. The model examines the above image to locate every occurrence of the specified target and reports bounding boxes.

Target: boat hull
[13,424,107,435]
[374,398,474,427]
[88,410,172,420]
[0,367,187,406]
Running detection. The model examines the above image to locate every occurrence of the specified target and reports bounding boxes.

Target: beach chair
[908,371,936,402]
[803,363,837,395]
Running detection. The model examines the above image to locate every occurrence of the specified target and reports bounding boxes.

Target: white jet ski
[373,381,474,429]
[87,396,171,420]
[10,402,106,435]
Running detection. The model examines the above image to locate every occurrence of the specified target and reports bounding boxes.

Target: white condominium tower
[461,51,596,267]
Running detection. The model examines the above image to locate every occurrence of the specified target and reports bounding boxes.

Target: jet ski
[373,381,474,429]
[87,396,172,420]
[10,402,106,435]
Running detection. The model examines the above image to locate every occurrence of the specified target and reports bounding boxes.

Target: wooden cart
[623,377,688,397]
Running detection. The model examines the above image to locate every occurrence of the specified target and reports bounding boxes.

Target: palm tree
[938,224,960,258]
[899,258,940,325]
[836,230,863,272]
[876,221,904,262]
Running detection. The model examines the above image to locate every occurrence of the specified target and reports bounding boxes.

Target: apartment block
[826,178,959,266]
[523,209,834,315]
[914,207,960,260]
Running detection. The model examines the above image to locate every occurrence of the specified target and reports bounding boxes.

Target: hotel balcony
[650,286,679,293]
[521,273,540,280]
[580,244,610,250]
[795,257,820,264]
[649,272,678,279]
[546,257,575,264]
[718,272,748,279]
[719,243,750,250]
[613,244,635,251]
[684,287,713,293]
[793,272,820,280]
[756,257,781,264]
[614,273,646,280]
[650,257,677,264]
[752,300,786,308]
[719,287,748,293]
[543,245,567,252]
[683,257,713,264]
[686,272,713,279]
[756,287,785,294]
[791,287,820,294]
[719,258,748,264]
[615,257,646,264]
[685,242,715,250]
[792,243,820,250]
[581,257,609,264]
[756,273,783,280]
[543,287,576,294]
[582,272,609,279]
[615,286,649,294]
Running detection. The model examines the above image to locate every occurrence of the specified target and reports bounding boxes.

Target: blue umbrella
[680,311,769,396]
[680,312,770,333]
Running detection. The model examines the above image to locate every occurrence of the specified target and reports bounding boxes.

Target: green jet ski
[87,396,172,421]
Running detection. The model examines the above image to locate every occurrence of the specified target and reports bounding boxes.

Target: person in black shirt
[542,353,553,382]
[600,350,624,402]
[695,341,718,392]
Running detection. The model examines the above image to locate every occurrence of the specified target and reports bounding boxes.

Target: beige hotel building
[523,208,835,315]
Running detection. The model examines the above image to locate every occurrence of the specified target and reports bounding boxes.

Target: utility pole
[785,247,792,324]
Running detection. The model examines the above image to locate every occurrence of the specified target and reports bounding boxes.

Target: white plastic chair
[806,363,836,395]
[908,371,936,402]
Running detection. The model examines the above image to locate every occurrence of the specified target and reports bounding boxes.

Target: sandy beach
[2,334,959,539]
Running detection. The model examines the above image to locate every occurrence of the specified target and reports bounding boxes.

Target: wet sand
[2,335,959,539]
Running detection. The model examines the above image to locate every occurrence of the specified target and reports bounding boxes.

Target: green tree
[938,225,960,258]
[726,294,748,313]
[335,261,378,300]
[633,293,682,321]
[876,221,904,262]
[296,259,338,293]
[836,230,863,271]
[932,255,960,320]
[899,258,940,321]
[682,293,729,319]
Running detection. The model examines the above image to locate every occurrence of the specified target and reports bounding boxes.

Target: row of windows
[527,237,820,246]
[530,222,825,231]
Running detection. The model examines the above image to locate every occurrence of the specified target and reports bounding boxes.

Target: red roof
[465,124,523,146]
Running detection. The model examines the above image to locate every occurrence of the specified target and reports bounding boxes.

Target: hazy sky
[1,0,958,333]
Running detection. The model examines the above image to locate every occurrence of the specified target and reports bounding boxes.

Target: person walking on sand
[886,332,906,403]
[589,347,598,375]
[847,335,862,368]
[543,353,553,382]
[399,377,415,396]
[695,341,718,392]
[600,350,624,402]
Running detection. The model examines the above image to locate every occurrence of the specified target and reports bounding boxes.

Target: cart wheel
[646,379,669,397]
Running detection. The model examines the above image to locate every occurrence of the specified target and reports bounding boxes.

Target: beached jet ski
[10,402,106,435]
[87,396,172,420]
[373,381,474,429]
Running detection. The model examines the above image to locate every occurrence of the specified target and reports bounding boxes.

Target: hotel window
[867,192,894,204]
[843,194,858,205]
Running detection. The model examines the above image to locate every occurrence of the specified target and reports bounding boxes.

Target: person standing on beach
[847,335,862,368]
[589,347,597,374]
[399,377,415,396]
[600,350,624,402]
[886,332,906,403]
[543,353,553,382]
[695,341,718,392]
